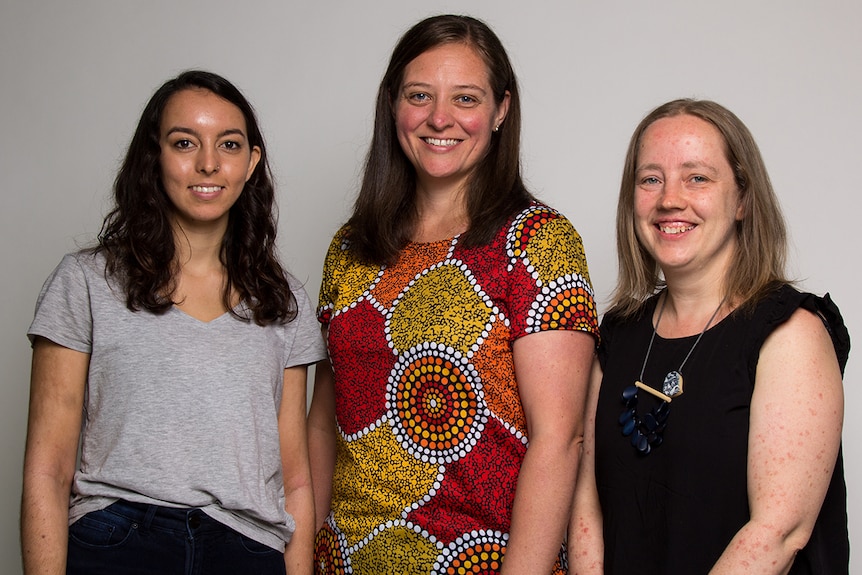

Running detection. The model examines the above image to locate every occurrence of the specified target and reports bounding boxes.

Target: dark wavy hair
[348,14,533,264]
[96,70,296,325]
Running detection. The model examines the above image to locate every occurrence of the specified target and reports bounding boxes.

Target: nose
[197,146,219,175]
[427,100,454,130]
[659,179,686,210]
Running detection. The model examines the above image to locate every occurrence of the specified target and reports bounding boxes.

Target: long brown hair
[348,14,533,264]
[609,99,789,318]
[96,70,296,325]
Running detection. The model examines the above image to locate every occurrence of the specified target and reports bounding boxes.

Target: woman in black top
[569,99,849,574]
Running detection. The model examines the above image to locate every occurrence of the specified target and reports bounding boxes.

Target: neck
[172,220,226,273]
[413,181,468,242]
[657,282,730,339]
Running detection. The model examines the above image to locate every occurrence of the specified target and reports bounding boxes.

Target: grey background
[2,0,859,572]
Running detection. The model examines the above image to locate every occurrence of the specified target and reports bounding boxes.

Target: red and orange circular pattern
[388,344,487,463]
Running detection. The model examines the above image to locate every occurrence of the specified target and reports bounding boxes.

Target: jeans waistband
[105,499,225,534]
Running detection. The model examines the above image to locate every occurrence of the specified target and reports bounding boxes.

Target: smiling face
[159,88,261,234]
[394,43,509,196]
[634,114,743,283]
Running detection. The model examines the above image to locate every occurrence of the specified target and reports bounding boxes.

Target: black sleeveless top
[595,284,850,574]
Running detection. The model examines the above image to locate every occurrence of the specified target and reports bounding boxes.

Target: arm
[306,359,337,530]
[568,359,605,574]
[709,308,844,574]
[21,338,88,575]
[501,330,595,574]
[280,365,316,575]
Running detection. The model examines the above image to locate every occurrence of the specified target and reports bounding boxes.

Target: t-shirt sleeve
[507,207,600,343]
[27,253,94,353]
[317,226,350,326]
[283,276,327,368]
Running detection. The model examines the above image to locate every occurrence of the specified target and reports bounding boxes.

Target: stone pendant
[663,371,684,397]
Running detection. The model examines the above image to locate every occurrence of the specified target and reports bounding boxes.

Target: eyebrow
[401,81,487,95]
[165,126,247,139]
[636,161,720,176]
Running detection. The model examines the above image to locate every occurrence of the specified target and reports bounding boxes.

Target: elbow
[781,523,814,560]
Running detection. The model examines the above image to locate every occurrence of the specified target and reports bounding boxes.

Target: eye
[221,140,242,151]
[641,176,661,186]
[455,94,479,106]
[173,139,194,150]
[407,92,430,103]
[690,175,709,184]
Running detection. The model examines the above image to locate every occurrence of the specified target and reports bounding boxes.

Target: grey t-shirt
[28,251,326,551]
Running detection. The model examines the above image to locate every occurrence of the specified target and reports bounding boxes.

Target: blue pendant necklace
[619,293,725,455]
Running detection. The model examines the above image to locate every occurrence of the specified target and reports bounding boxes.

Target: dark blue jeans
[66,500,286,575]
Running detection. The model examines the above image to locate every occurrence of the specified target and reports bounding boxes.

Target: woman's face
[394,43,509,195]
[633,114,743,283]
[159,88,260,233]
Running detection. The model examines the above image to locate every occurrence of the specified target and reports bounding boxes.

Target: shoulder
[38,251,106,294]
[508,201,581,234]
[284,271,314,306]
[503,201,588,263]
[600,295,657,345]
[747,284,850,374]
[322,224,353,260]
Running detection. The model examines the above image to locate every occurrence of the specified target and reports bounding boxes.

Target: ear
[735,189,745,221]
[245,145,262,182]
[495,90,511,129]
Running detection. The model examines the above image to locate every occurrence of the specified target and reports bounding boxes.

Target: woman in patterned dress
[308,15,599,575]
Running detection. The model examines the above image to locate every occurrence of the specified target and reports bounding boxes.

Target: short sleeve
[802,292,850,375]
[283,274,327,368]
[317,226,351,326]
[505,205,599,342]
[28,253,95,353]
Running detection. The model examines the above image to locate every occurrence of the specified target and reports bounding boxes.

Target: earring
[493,124,500,132]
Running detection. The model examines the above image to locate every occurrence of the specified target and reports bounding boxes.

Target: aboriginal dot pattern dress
[313,202,599,575]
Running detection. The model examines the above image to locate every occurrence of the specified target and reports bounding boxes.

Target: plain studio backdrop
[1,0,859,572]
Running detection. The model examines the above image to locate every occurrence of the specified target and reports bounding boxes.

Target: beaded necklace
[618,293,725,455]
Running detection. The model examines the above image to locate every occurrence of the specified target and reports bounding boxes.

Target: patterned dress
[314,202,599,574]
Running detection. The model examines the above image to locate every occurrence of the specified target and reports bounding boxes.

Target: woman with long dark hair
[308,15,599,574]
[21,70,325,574]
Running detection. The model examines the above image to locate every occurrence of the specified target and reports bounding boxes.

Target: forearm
[307,360,337,529]
[568,477,603,573]
[21,472,71,575]
[568,359,604,574]
[709,520,807,575]
[501,437,579,574]
[283,483,315,575]
[307,421,335,529]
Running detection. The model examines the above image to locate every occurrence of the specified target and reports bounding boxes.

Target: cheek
[460,112,492,138]
[632,192,652,221]
[159,153,189,183]
[393,108,417,152]
[394,104,421,133]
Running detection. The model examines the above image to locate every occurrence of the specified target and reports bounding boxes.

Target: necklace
[619,293,725,455]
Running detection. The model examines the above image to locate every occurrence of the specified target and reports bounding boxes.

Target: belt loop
[142,504,158,531]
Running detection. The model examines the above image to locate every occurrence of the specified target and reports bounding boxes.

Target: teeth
[424,137,459,147]
[659,224,695,234]
[192,186,221,193]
